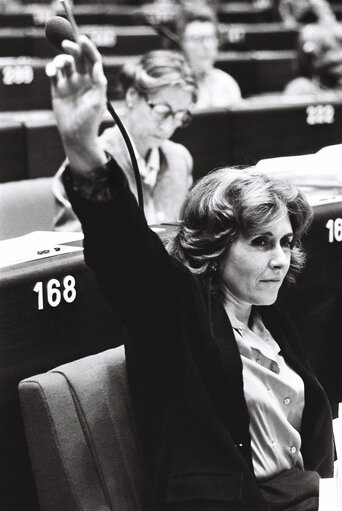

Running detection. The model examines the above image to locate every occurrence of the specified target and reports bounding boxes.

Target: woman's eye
[251,237,268,247]
[282,238,293,249]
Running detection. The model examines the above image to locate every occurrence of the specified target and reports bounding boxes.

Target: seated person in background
[52,50,197,231]
[277,0,336,29]
[0,0,19,11]
[48,35,334,510]
[283,22,342,97]
[175,4,242,109]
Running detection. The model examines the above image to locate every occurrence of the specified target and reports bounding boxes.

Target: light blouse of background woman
[52,49,197,231]
[175,4,242,109]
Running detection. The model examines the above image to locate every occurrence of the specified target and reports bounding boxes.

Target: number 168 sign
[33,275,76,310]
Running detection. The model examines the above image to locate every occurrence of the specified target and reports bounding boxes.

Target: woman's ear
[125,87,139,108]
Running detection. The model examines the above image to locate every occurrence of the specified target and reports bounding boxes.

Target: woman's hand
[46,35,108,173]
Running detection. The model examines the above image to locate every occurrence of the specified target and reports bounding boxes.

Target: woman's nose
[269,244,289,268]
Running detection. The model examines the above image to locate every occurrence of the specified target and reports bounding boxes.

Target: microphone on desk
[44,15,144,211]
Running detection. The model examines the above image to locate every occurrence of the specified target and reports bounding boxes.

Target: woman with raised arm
[52,48,197,231]
[47,36,334,511]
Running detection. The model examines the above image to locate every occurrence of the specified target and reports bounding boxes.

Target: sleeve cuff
[62,154,128,202]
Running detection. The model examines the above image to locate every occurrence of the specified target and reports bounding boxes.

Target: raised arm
[47,37,185,343]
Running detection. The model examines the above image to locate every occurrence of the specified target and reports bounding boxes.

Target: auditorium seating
[222,99,342,167]
[0,23,301,59]
[0,244,125,510]
[0,56,52,110]
[0,119,26,181]
[0,99,341,184]
[19,345,147,511]
[175,99,342,178]
[220,23,298,51]
[0,25,163,58]
[216,49,297,96]
[0,3,341,509]
[0,2,340,30]
[0,50,298,110]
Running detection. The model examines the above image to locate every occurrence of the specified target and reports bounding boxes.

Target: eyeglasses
[144,96,192,128]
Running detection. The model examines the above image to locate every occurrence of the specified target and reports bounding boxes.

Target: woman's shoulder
[199,68,242,104]
[283,77,321,96]
[210,68,241,90]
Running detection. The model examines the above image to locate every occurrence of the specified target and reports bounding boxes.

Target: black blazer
[65,161,334,511]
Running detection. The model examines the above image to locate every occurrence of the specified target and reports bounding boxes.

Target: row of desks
[0,3,341,27]
[0,23,300,59]
[1,99,342,183]
[0,50,298,110]
[0,3,278,27]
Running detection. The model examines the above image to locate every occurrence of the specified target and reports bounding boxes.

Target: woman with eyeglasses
[52,49,197,231]
[175,4,242,109]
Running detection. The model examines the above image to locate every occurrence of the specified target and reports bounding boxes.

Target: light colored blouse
[194,68,242,109]
[228,310,305,481]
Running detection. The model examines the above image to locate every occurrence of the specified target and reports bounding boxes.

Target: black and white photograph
[0,0,341,509]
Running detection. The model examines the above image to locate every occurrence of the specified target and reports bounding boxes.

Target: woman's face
[181,21,218,74]
[126,85,194,149]
[220,213,293,308]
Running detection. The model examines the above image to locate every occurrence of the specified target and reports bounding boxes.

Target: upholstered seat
[18,346,148,511]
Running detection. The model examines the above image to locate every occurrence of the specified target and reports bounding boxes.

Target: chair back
[19,346,148,511]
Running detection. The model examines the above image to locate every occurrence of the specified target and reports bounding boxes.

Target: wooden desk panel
[0,26,163,59]
[1,99,342,183]
[0,57,51,111]
[0,52,299,112]
[0,121,27,182]
[218,2,275,23]
[225,100,342,165]
[171,108,231,181]
[220,23,298,52]
[216,50,297,96]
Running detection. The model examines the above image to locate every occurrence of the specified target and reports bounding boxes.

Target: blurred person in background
[175,4,242,109]
[52,49,197,231]
[283,23,342,97]
[277,0,336,28]
[0,0,20,11]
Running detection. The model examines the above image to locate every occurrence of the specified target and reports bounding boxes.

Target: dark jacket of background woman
[64,161,334,511]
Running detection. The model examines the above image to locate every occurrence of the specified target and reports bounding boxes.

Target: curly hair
[168,166,313,299]
[118,49,197,102]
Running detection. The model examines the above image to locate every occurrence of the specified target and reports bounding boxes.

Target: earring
[209,261,218,274]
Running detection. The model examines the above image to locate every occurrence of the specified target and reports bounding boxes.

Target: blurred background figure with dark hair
[52,49,197,231]
[175,4,242,109]
[283,23,342,97]
[277,0,336,29]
